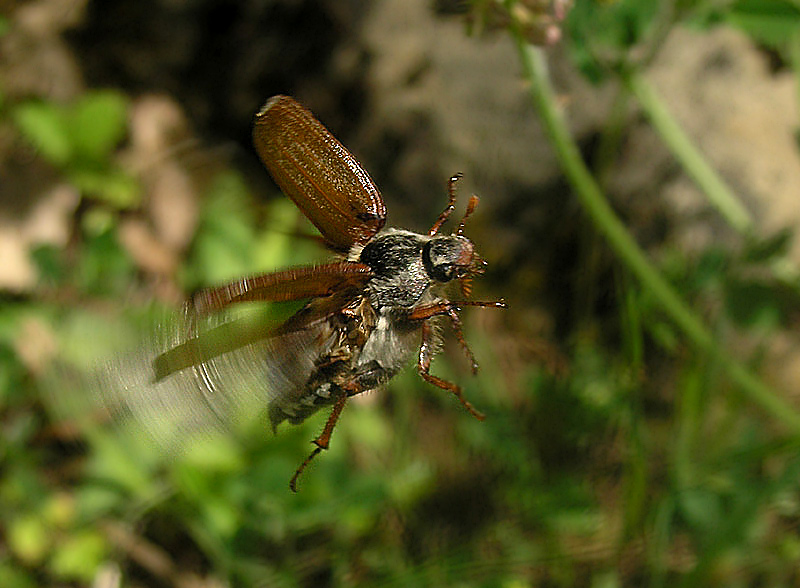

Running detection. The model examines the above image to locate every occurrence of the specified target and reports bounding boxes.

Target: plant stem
[508,36,800,431]
[625,70,800,289]
[623,70,753,234]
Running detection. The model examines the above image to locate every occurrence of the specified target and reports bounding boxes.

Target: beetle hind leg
[289,390,348,492]
[287,361,395,492]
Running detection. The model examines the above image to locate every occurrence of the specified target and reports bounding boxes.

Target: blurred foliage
[567,0,800,78]
[717,0,800,51]
[2,0,800,587]
[12,91,139,208]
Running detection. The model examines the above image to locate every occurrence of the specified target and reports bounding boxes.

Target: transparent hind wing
[93,305,334,455]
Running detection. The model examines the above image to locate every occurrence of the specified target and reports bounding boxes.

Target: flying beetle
[108,96,505,491]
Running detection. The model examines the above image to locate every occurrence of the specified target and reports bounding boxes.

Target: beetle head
[422,235,478,283]
[425,190,484,294]
[423,196,486,294]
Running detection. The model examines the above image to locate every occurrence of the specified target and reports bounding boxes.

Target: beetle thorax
[358,229,476,310]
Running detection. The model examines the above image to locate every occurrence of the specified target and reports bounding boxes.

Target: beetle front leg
[408,299,506,376]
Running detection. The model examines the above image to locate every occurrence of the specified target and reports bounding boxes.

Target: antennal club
[456,195,479,236]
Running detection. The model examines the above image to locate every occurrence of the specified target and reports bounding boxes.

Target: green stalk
[626,70,800,288]
[623,70,753,234]
[793,33,800,117]
[508,35,800,431]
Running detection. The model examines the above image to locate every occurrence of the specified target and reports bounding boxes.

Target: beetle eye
[423,239,467,283]
[434,263,455,282]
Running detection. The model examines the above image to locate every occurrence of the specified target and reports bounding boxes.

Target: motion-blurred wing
[92,261,372,454]
[95,305,337,454]
[155,262,371,380]
[191,262,372,315]
[253,95,386,252]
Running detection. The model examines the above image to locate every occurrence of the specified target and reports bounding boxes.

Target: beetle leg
[288,359,396,491]
[428,173,462,236]
[408,299,506,375]
[289,390,348,492]
[418,319,485,421]
[407,299,506,321]
[443,306,479,375]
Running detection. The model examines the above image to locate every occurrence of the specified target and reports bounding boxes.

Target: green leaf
[724,278,785,329]
[389,461,434,507]
[0,343,25,403]
[41,493,76,529]
[253,198,317,269]
[69,167,140,208]
[181,435,244,473]
[743,227,793,263]
[186,171,258,287]
[8,515,50,565]
[567,0,662,81]
[87,433,154,497]
[0,562,36,588]
[75,226,136,296]
[30,244,67,286]
[693,248,729,289]
[200,496,241,539]
[12,102,71,166]
[68,91,129,162]
[48,530,108,581]
[679,487,724,533]
[726,0,800,49]
[648,320,680,351]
